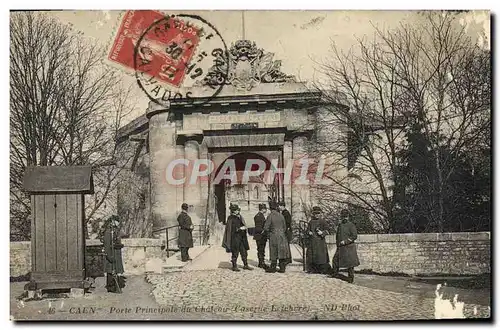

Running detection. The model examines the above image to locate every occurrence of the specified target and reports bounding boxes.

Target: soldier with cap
[331,209,360,283]
[222,203,252,271]
[253,203,269,269]
[177,203,194,262]
[278,201,293,264]
[101,215,125,293]
[263,201,292,273]
[305,206,331,274]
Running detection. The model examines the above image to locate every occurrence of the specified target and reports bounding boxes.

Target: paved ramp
[161,245,211,273]
[184,239,305,271]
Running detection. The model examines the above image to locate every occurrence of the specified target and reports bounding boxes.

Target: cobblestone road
[10,271,490,321]
[10,242,490,321]
[147,269,490,320]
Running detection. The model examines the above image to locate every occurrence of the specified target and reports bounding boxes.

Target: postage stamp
[109,10,200,88]
[108,10,229,105]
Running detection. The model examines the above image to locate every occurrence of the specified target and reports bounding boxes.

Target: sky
[46,10,490,123]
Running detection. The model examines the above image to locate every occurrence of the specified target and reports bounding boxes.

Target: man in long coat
[332,209,360,283]
[222,203,252,271]
[177,203,194,262]
[101,216,125,293]
[263,201,291,273]
[253,203,269,269]
[305,206,331,274]
[279,202,293,264]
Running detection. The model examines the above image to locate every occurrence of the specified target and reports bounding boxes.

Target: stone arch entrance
[212,151,281,227]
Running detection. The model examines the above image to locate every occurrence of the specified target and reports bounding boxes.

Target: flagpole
[241,11,245,40]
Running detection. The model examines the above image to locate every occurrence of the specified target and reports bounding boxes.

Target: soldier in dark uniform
[101,215,125,293]
[278,202,293,264]
[177,203,194,262]
[253,203,269,269]
[332,209,360,283]
[305,206,331,274]
[222,204,252,272]
[263,201,291,273]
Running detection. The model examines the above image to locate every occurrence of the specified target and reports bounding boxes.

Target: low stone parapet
[325,232,490,275]
[11,231,490,277]
[10,238,166,278]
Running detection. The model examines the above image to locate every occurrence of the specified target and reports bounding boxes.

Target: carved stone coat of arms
[198,40,295,90]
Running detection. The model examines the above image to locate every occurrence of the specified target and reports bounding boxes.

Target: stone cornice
[145,100,171,119]
[176,130,204,145]
[168,83,322,110]
[116,114,149,144]
[202,133,286,148]
[284,130,314,141]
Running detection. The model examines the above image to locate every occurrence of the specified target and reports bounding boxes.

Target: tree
[310,11,490,233]
[394,120,491,233]
[10,12,135,240]
[382,12,491,232]
[309,28,409,233]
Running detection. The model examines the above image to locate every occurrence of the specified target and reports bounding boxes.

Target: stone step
[162,245,211,272]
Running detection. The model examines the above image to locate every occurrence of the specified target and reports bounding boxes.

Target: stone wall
[10,241,31,278]
[10,238,165,278]
[326,232,490,275]
[11,232,490,278]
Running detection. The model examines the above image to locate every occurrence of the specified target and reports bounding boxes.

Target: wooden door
[31,193,85,287]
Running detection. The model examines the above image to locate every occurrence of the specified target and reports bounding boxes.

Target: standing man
[177,203,194,262]
[279,202,293,264]
[332,209,360,283]
[101,215,125,293]
[222,204,253,272]
[263,201,291,273]
[305,206,331,274]
[253,203,269,269]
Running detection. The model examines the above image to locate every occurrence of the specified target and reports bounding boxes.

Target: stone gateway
[115,40,346,241]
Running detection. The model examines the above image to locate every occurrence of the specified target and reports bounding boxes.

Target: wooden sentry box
[22,166,94,291]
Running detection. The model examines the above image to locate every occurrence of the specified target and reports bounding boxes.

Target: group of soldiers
[222,201,293,273]
[177,199,360,282]
[101,200,361,294]
[305,207,360,283]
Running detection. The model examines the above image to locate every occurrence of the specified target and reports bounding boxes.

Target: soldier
[332,209,360,283]
[305,206,331,274]
[278,201,293,264]
[222,204,253,272]
[263,201,292,273]
[101,215,125,293]
[253,203,269,269]
[278,202,293,241]
[177,203,194,262]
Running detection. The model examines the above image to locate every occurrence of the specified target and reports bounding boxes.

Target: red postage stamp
[108,10,201,87]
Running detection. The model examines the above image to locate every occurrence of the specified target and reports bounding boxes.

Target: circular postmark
[132,12,229,106]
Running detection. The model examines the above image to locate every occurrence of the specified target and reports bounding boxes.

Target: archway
[212,152,280,227]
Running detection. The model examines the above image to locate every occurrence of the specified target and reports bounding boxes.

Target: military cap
[340,209,350,218]
[104,215,120,228]
[312,206,322,213]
